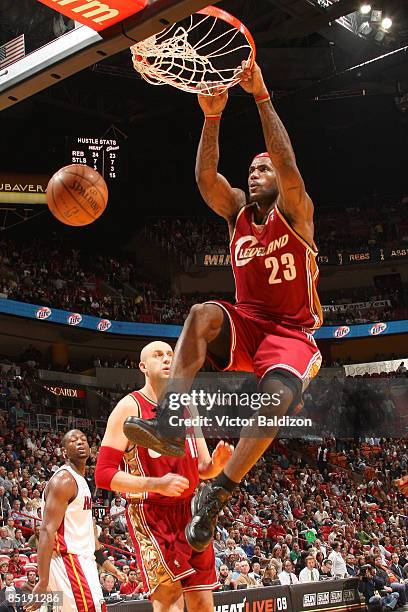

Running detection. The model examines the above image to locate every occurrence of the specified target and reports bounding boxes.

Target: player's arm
[196,87,246,224]
[196,439,234,480]
[240,63,313,234]
[24,472,76,612]
[95,396,189,497]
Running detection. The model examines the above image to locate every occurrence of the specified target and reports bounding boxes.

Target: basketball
[46,164,108,226]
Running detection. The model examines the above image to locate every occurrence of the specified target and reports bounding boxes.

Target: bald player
[95,341,233,612]
[24,429,125,612]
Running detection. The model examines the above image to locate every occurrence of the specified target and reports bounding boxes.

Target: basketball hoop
[130,6,255,95]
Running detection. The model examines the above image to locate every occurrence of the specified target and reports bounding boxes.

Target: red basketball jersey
[123,391,199,502]
[230,204,323,330]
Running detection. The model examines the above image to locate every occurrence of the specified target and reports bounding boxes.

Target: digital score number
[71,137,120,180]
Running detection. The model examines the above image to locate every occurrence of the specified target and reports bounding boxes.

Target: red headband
[251,152,270,164]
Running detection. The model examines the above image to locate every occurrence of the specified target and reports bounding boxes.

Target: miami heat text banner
[199,247,408,268]
[37,0,147,32]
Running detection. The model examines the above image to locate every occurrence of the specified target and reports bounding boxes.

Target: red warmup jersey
[230,204,323,330]
[124,391,199,502]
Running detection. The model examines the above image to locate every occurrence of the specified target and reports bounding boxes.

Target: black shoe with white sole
[185,482,231,552]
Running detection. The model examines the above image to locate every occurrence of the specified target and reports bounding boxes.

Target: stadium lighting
[381,17,393,30]
[358,21,373,36]
[360,3,372,14]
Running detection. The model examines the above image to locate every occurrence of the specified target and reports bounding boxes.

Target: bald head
[139,341,173,383]
[140,341,172,363]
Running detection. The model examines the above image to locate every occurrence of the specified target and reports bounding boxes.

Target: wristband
[255,93,271,104]
[205,114,222,120]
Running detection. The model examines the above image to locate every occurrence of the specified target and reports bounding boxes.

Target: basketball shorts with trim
[127,497,218,596]
[48,553,105,612]
[205,300,322,383]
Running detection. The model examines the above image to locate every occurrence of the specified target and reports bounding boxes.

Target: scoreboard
[70,137,121,180]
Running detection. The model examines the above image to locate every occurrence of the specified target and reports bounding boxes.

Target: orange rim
[132,5,256,92]
[197,5,256,68]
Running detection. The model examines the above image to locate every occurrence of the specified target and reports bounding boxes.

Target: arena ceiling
[0,0,407,233]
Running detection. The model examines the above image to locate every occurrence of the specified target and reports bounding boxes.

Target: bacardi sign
[37,0,147,32]
[44,385,86,398]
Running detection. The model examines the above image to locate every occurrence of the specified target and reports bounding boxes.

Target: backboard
[0,0,220,111]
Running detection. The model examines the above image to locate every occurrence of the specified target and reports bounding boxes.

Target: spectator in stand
[22,501,37,530]
[358,565,399,610]
[299,557,320,583]
[13,529,28,553]
[0,528,13,555]
[99,526,114,546]
[279,561,299,585]
[249,562,262,583]
[319,559,333,578]
[110,496,127,535]
[262,565,279,586]
[235,560,259,588]
[346,554,359,576]
[374,555,408,607]
[290,541,301,566]
[4,520,15,541]
[213,531,226,558]
[7,551,24,579]
[390,553,407,582]
[26,527,39,551]
[20,570,37,594]
[0,562,9,585]
[217,565,235,591]
[328,542,348,577]
[0,572,24,612]
[0,488,10,523]
[119,568,144,597]
[101,573,120,598]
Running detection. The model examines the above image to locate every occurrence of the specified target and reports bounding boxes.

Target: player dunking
[95,341,233,611]
[123,61,323,552]
[24,429,125,612]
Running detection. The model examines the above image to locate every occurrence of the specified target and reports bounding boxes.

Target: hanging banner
[37,0,147,32]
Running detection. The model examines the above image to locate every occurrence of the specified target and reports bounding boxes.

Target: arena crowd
[1,396,408,605]
[1,210,408,326]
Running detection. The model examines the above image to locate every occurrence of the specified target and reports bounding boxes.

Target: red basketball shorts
[126,498,218,597]
[205,300,322,383]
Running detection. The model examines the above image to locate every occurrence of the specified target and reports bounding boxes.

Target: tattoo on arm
[257,101,295,165]
[196,120,220,174]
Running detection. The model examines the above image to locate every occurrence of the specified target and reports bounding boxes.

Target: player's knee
[259,369,302,418]
[152,583,183,609]
[185,590,213,611]
[186,303,224,338]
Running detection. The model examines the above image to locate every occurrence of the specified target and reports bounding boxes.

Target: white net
[130,7,255,94]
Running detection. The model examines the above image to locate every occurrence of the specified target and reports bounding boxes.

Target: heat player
[123,61,323,552]
[24,429,125,612]
[95,341,233,612]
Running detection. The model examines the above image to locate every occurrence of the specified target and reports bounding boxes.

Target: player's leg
[219,369,299,482]
[184,589,214,612]
[184,371,298,552]
[185,327,321,552]
[151,583,184,612]
[123,302,230,455]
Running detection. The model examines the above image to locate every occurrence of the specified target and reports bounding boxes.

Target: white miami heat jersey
[43,464,95,558]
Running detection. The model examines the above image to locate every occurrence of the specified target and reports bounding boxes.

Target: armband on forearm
[95,446,124,491]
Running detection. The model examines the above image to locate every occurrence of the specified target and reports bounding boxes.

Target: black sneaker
[123,416,185,457]
[185,482,231,552]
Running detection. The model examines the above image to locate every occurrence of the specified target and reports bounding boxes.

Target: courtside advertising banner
[37,0,148,32]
